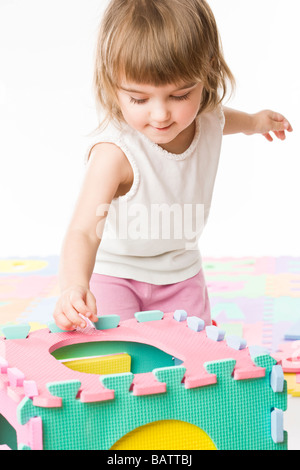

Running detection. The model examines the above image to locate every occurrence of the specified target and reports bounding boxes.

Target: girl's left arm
[223,107,293,141]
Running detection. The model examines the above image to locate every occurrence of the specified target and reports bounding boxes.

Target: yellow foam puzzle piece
[111,419,217,450]
[61,353,131,375]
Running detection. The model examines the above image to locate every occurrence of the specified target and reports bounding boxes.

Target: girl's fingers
[263,132,273,142]
[273,130,285,140]
[271,111,285,122]
[61,302,87,328]
[53,310,76,331]
[86,291,98,321]
[69,290,98,321]
[271,112,293,132]
[72,296,90,316]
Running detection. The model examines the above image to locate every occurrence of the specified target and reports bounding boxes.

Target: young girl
[53,0,292,331]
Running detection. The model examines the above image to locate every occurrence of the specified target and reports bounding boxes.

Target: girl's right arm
[53,143,131,330]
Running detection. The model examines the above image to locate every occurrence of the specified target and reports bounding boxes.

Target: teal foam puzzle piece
[0,323,31,339]
[101,373,134,393]
[47,380,81,400]
[95,315,120,330]
[204,358,236,379]
[134,310,164,322]
[47,321,69,333]
[252,354,277,372]
[16,356,288,450]
[153,366,186,387]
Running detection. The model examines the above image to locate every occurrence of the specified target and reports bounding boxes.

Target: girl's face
[116,80,204,153]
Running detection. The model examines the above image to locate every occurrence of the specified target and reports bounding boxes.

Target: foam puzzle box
[0,310,287,450]
[0,255,299,450]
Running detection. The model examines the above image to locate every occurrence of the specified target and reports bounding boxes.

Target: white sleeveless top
[86,107,224,284]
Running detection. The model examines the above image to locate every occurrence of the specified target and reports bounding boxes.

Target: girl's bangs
[111,34,203,87]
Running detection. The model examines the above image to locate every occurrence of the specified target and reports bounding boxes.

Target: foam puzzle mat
[0,255,299,396]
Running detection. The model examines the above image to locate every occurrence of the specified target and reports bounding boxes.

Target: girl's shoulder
[200,104,225,133]
[85,122,134,198]
[85,120,126,163]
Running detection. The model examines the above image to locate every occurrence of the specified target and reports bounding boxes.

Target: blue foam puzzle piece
[249,345,270,359]
[173,310,187,322]
[226,335,247,350]
[271,409,284,443]
[186,316,205,332]
[270,365,284,393]
[205,325,225,341]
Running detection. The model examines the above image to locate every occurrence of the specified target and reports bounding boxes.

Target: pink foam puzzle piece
[7,367,25,387]
[0,328,114,407]
[7,385,25,403]
[131,372,166,396]
[274,341,300,373]
[0,356,8,373]
[23,380,39,398]
[0,374,9,391]
[0,275,58,300]
[0,311,270,411]
[80,387,114,403]
[28,417,43,450]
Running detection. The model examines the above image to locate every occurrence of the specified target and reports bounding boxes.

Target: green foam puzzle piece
[95,315,120,330]
[252,354,277,371]
[0,323,31,339]
[134,310,164,322]
[204,358,236,378]
[47,380,81,400]
[18,443,31,450]
[47,321,69,333]
[16,359,288,450]
[101,373,134,393]
[153,366,186,387]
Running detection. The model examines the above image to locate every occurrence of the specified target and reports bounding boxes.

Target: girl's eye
[130,97,147,105]
[129,92,191,105]
[171,92,191,101]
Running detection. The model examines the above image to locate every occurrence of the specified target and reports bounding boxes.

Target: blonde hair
[94,0,235,127]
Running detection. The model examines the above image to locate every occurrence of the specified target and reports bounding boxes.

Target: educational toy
[0,310,287,450]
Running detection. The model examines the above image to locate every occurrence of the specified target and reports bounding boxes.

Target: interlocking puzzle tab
[0,311,287,450]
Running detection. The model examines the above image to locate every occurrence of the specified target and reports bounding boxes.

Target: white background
[0,0,299,258]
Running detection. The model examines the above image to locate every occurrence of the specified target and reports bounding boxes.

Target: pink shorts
[89,270,211,325]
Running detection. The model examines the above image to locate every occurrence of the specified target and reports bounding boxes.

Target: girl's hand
[53,286,98,331]
[251,110,293,142]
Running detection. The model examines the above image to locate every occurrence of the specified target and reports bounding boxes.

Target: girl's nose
[150,101,170,124]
